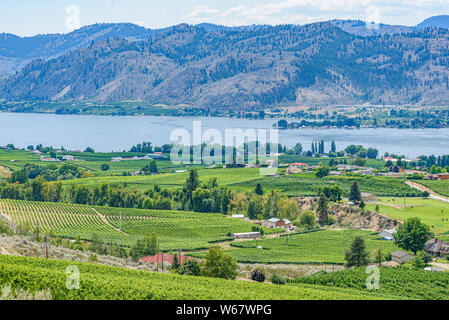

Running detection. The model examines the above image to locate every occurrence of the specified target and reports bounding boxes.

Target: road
[405,180,449,204]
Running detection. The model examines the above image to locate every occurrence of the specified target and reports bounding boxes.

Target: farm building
[361,193,377,202]
[424,239,449,257]
[424,173,449,180]
[232,214,245,219]
[231,232,261,239]
[62,155,75,161]
[263,218,292,229]
[140,253,194,267]
[391,250,414,264]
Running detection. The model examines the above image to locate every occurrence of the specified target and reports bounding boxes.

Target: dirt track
[406,180,449,204]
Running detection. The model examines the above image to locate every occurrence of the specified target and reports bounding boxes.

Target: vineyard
[0,199,125,243]
[96,206,277,250]
[293,266,449,300]
[0,255,401,300]
[192,230,400,264]
[0,199,273,250]
[230,173,422,197]
[419,180,449,197]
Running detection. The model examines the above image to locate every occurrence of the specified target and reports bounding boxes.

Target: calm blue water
[0,112,448,157]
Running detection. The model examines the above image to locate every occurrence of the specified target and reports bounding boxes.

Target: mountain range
[1,16,449,109]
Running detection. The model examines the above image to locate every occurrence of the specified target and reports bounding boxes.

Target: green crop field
[230,173,421,197]
[60,167,264,191]
[293,266,449,300]
[191,229,400,265]
[419,180,449,197]
[96,206,277,250]
[0,199,273,250]
[366,197,449,235]
[0,255,400,300]
[0,199,126,243]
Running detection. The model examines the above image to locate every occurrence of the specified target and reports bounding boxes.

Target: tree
[349,182,361,204]
[201,247,237,280]
[293,143,303,155]
[184,170,200,206]
[359,200,366,210]
[345,236,369,268]
[345,145,363,155]
[84,147,95,153]
[372,246,384,266]
[277,119,288,129]
[317,193,329,226]
[101,164,110,171]
[314,165,330,178]
[366,148,379,159]
[255,183,264,195]
[394,217,433,254]
[8,169,28,184]
[298,210,316,229]
[322,185,343,202]
[251,269,266,282]
[330,141,336,153]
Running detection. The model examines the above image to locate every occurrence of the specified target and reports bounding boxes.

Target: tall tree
[349,181,362,204]
[345,236,369,268]
[330,140,336,153]
[317,193,329,226]
[184,170,200,205]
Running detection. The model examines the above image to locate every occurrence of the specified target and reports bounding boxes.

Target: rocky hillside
[1,22,449,109]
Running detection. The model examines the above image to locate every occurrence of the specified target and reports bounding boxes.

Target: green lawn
[191,229,400,265]
[366,197,449,235]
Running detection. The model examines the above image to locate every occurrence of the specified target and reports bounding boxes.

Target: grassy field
[366,197,449,235]
[0,199,273,250]
[0,255,400,300]
[419,180,449,197]
[230,173,421,197]
[191,229,400,265]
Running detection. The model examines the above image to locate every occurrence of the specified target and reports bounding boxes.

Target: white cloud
[183,0,449,27]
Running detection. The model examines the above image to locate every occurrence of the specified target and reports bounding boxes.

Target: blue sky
[1,0,448,36]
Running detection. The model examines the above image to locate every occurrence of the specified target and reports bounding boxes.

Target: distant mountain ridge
[1,17,449,108]
[417,15,449,29]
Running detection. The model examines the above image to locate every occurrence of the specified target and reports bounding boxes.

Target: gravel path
[406,180,449,204]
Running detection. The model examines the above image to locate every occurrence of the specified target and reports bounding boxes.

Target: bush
[178,260,201,276]
[251,269,266,282]
[88,254,98,262]
[270,274,286,285]
[101,164,110,171]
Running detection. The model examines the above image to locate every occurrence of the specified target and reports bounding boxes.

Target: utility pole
[156,242,160,272]
[332,265,335,288]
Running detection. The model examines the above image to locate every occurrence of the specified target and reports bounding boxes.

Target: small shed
[231,232,261,239]
[361,192,377,202]
[391,250,414,264]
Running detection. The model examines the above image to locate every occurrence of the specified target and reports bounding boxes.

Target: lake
[1,112,448,157]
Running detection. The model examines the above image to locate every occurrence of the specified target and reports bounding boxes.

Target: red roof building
[289,163,308,167]
[140,253,194,265]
